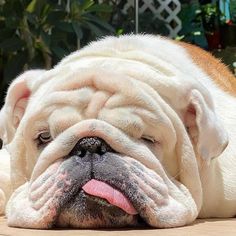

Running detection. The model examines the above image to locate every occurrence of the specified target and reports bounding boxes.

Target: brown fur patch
[176,41,236,95]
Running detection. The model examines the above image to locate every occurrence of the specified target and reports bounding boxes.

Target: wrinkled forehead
[23,67,176,144]
[27,66,161,115]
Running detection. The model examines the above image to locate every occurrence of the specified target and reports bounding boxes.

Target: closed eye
[37,131,52,146]
[141,135,156,143]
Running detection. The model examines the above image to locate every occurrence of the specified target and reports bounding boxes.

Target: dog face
[0,35,228,229]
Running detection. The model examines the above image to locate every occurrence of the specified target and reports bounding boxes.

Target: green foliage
[0,0,115,104]
[177,3,208,48]
[201,3,219,33]
[230,1,236,23]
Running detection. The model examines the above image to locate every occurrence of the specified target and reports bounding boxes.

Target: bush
[0,0,115,105]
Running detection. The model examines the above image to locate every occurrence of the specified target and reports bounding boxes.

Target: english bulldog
[0,34,236,229]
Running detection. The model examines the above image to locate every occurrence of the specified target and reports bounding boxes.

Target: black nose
[70,137,113,158]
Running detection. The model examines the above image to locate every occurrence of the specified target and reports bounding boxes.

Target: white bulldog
[0,34,236,229]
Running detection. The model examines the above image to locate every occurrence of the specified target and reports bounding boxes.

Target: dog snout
[69,137,113,159]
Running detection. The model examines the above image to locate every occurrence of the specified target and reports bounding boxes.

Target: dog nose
[70,137,113,158]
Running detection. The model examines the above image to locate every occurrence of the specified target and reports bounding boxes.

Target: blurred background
[0,0,236,106]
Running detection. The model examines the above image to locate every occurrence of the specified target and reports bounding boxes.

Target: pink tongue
[82,179,138,215]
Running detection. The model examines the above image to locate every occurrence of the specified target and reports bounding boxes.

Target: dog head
[0,35,228,229]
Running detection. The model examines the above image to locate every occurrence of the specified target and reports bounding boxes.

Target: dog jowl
[0,34,235,229]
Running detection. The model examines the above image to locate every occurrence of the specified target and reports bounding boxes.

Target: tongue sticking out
[82,179,138,215]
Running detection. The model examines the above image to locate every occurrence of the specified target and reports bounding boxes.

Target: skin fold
[0,34,235,229]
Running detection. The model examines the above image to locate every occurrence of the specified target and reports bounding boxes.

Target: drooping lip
[29,156,149,228]
[56,189,148,228]
[57,171,143,216]
[55,176,141,216]
[63,178,148,227]
[81,191,148,227]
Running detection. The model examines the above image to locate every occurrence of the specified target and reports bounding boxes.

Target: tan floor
[1,217,236,236]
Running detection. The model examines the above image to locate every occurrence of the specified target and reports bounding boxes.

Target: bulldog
[0,34,236,229]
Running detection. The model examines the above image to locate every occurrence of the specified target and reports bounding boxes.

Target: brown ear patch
[176,41,236,95]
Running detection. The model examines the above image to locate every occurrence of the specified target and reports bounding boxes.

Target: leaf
[26,12,37,25]
[40,30,51,49]
[175,35,185,41]
[26,0,37,13]
[41,3,51,18]
[80,0,94,11]
[51,45,68,59]
[86,14,115,33]
[72,21,83,39]
[26,0,47,17]
[116,28,124,36]
[84,21,104,36]
[86,3,112,13]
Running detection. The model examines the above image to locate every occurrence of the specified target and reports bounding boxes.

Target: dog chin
[56,191,146,228]
[21,149,150,228]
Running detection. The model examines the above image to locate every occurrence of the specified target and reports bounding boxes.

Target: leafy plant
[0,0,115,105]
[201,3,219,33]
[177,2,208,48]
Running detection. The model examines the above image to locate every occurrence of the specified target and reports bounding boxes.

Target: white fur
[0,34,236,227]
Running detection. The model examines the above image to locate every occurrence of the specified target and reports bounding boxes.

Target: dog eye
[38,131,52,144]
[141,136,156,143]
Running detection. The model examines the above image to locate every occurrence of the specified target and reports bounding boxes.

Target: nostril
[76,148,87,158]
[100,143,109,154]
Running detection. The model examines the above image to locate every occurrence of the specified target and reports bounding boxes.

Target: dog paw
[0,188,6,215]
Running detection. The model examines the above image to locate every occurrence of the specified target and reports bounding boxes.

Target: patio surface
[1,217,236,236]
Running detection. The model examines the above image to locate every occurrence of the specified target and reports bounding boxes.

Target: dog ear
[184,89,228,162]
[0,70,45,145]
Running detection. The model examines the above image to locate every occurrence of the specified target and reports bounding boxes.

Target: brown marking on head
[176,41,236,95]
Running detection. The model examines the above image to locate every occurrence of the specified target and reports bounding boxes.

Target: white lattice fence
[100,0,182,38]
[123,0,182,37]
